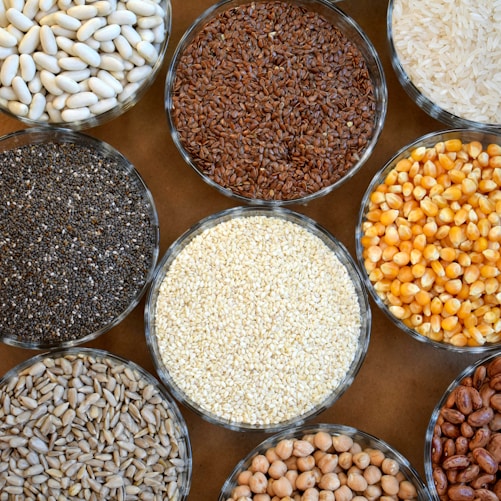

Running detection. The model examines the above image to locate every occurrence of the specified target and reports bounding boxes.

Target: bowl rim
[0,127,160,350]
[165,0,388,206]
[218,422,432,501]
[423,351,501,501]
[0,0,172,131]
[386,0,501,133]
[355,127,501,354]
[145,205,372,431]
[0,346,193,499]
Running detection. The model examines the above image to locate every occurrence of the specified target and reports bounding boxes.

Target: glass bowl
[0,0,171,130]
[145,206,371,431]
[387,0,501,133]
[165,0,387,205]
[0,347,192,499]
[356,129,501,353]
[219,423,431,501]
[0,127,159,349]
[424,352,501,501]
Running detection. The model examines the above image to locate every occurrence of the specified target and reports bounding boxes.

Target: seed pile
[171,0,376,201]
[0,140,157,346]
[360,138,501,348]
[0,351,190,500]
[224,430,418,500]
[153,214,363,426]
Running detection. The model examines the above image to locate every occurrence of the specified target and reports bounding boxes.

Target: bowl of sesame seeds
[356,129,501,353]
[0,347,192,499]
[145,206,371,431]
[0,127,159,349]
[0,0,171,129]
[219,423,430,501]
[165,0,387,205]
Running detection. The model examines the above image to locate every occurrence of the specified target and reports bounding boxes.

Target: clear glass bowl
[145,206,371,431]
[356,129,501,353]
[424,352,501,501]
[0,0,171,130]
[165,0,387,205]
[387,0,501,133]
[0,127,159,349]
[0,347,192,499]
[219,423,431,501]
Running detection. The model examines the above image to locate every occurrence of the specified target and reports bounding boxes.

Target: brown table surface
[0,0,486,499]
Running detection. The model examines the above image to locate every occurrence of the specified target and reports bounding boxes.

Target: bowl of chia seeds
[145,206,371,432]
[0,347,192,499]
[165,0,387,205]
[219,423,430,501]
[0,0,171,130]
[0,128,159,349]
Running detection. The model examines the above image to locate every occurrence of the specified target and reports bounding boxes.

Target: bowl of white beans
[0,347,192,499]
[356,129,501,353]
[388,0,500,133]
[0,0,171,129]
[218,423,431,501]
[145,206,371,431]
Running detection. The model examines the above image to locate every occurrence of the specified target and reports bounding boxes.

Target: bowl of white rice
[388,0,500,133]
[145,206,371,432]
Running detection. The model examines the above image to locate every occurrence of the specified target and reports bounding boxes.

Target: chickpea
[381,475,400,496]
[284,456,298,470]
[397,480,417,500]
[251,455,270,474]
[367,449,385,467]
[381,459,400,476]
[237,470,253,486]
[338,452,353,470]
[232,484,252,498]
[254,495,272,501]
[294,440,315,458]
[272,476,293,498]
[318,472,341,491]
[266,447,281,464]
[285,469,299,490]
[363,465,382,485]
[333,435,354,453]
[296,471,317,491]
[249,472,268,494]
[349,443,362,454]
[334,484,354,501]
[314,432,334,452]
[347,472,368,492]
[317,453,338,474]
[268,460,288,480]
[364,484,382,501]
[352,452,371,470]
[297,455,316,472]
[302,487,320,501]
[319,491,336,501]
[353,497,368,501]
[276,439,294,460]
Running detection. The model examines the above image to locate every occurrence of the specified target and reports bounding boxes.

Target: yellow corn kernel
[430,314,442,333]
[382,246,399,262]
[386,292,402,306]
[457,283,471,300]
[410,248,423,266]
[364,260,377,273]
[441,315,459,332]
[414,290,431,306]
[484,309,500,324]
[481,264,499,278]
[467,326,486,345]
[489,155,501,169]
[437,207,455,224]
[361,235,380,248]
[366,245,383,263]
[438,153,455,170]
[477,323,494,337]
[457,300,472,319]
[466,141,483,159]
[485,277,499,295]
[470,252,484,264]
[444,298,461,315]
[469,280,485,297]
[464,313,478,329]
[445,262,462,279]
[450,333,468,347]
[442,185,463,201]
[413,234,427,252]
[477,152,490,167]
[431,260,445,277]
[454,208,469,226]
[400,282,420,297]
[397,266,414,283]
[373,279,391,293]
[383,226,400,246]
[436,225,451,240]
[449,226,466,247]
[397,224,413,241]
[370,191,386,205]
[380,209,399,226]
[385,192,403,210]
[411,146,426,161]
[385,169,399,185]
[369,269,384,282]
[423,221,438,238]
[421,175,437,190]
[479,179,498,193]
[373,222,386,236]
[420,198,439,217]
[487,144,501,156]
[483,249,500,262]
[380,262,400,279]
[395,158,412,172]
[466,222,480,240]
[478,196,496,215]
[390,279,401,297]
[445,139,463,152]
[429,184,444,197]
[423,244,440,261]
[473,237,489,252]
[440,247,457,262]
[409,314,423,327]
[430,297,443,315]
[366,209,382,222]
[474,304,491,318]
[486,332,501,344]
[461,178,478,196]
[412,263,426,279]
[449,169,466,184]
[445,279,463,295]
[389,305,407,319]
[420,268,436,289]
[393,251,410,267]
[412,185,427,201]
[457,252,471,267]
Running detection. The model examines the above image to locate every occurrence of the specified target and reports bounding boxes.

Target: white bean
[93,23,120,42]
[93,1,114,16]
[6,7,35,31]
[97,69,123,93]
[77,17,106,41]
[8,99,29,116]
[126,0,156,17]
[108,9,136,26]
[0,86,17,100]
[66,4,98,20]
[66,90,98,108]
[28,92,46,119]
[88,76,115,98]
[53,11,81,31]
[34,51,61,73]
[55,74,80,93]
[22,0,39,20]
[0,54,19,87]
[136,40,157,64]
[120,24,141,47]
[19,53,36,81]
[118,81,139,102]
[18,24,40,53]
[52,92,68,109]
[39,24,57,54]
[55,35,75,54]
[61,106,90,121]
[57,56,87,71]
[99,53,124,71]
[113,34,132,59]
[89,96,117,114]
[0,27,18,47]
[126,64,152,83]
[12,76,32,104]
[137,28,155,43]
[100,40,115,53]
[58,68,91,82]
[73,42,100,66]
[28,73,42,93]
[50,25,75,38]
[40,69,64,95]
[39,0,57,12]
[137,15,163,30]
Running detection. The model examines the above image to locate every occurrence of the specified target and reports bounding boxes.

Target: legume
[153,213,363,426]
[360,138,501,347]
[0,350,190,500]
[429,355,501,501]
[170,0,376,201]
[224,430,418,500]
[0,0,168,124]
[0,137,157,346]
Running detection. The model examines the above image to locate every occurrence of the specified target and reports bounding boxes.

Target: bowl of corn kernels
[218,423,431,501]
[356,129,501,353]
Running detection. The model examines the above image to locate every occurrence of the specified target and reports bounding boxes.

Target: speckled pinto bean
[225,431,419,501]
[171,0,376,201]
[430,356,501,501]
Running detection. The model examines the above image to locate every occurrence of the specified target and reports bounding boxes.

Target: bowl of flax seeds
[165,0,387,205]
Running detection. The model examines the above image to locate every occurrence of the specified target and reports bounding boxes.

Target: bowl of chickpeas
[218,423,431,500]
[356,129,501,353]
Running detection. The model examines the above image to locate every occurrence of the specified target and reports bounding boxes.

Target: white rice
[391,0,501,125]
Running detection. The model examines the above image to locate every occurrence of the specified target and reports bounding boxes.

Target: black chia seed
[0,140,157,346]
